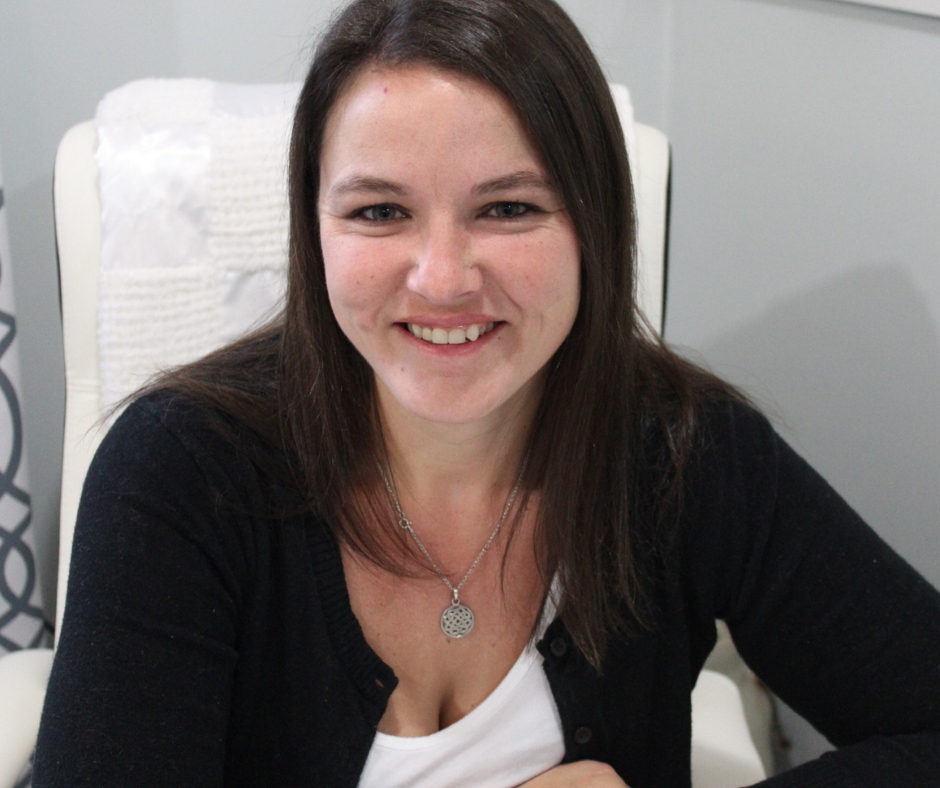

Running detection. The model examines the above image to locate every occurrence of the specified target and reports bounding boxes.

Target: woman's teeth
[408,322,496,345]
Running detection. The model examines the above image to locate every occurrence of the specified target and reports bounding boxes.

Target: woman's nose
[407,220,482,304]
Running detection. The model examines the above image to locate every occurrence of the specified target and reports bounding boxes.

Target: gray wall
[1,0,938,772]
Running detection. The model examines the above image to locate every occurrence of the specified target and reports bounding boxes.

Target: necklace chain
[378,451,529,608]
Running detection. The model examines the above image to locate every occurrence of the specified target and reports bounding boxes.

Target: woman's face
[318,65,580,428]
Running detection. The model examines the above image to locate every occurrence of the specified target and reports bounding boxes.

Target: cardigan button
[574,726,593,745]
[550,637,568,657]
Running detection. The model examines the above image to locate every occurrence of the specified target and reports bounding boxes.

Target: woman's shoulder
[110,388,219,437]
[691,395,778,463]
[669,395,784,526]
[89,389,292,507]
[634,343,778,481]
[101,389,244,466]
[639,386,780,494]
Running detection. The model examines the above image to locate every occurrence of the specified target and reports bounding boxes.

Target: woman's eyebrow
[327,176,408,198]
[473,171,555,196]
[326,171,554,199]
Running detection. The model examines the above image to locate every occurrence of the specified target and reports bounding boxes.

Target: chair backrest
[52,81,670,639]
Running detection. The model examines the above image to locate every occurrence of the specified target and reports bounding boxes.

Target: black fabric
[33,394,940,787]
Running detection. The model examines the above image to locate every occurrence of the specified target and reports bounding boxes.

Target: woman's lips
[405,321,497,345]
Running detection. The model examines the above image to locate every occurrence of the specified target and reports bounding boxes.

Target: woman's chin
[376,378,536,429]
[390,392,505,426]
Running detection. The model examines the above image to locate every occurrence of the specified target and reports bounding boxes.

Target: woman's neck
[375,376,537,542]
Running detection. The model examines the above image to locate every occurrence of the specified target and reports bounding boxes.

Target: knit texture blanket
[95,79,300,410]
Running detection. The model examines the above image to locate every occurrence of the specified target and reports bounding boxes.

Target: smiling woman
[31,0,940,786]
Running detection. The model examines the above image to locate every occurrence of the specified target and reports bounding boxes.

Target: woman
[34,0,940,785]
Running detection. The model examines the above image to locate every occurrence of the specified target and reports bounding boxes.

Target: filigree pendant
[440,603,474,638]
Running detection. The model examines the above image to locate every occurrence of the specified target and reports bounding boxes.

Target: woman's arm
[33,398,251,787]
[705,404,940,786]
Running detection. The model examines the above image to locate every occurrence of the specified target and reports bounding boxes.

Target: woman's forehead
[319,65,550,193]
[325,64,522,144]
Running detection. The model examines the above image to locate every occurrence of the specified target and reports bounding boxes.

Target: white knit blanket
[94,79,635,411]
[95,78,300,409]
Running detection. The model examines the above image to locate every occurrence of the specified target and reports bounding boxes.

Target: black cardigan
[34,395,940,787]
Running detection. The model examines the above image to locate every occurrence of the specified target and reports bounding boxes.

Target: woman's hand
[517,761,629,787]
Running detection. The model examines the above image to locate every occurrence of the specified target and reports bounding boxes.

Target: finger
[516,760,626,787]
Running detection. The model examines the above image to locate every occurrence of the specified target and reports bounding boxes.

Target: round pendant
[440,603,474,638]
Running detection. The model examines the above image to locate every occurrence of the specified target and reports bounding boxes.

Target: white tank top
[357,607,565,788]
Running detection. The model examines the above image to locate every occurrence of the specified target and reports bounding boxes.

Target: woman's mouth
[406,322,497,345]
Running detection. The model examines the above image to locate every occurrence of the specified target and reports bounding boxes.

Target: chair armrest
[703,621,776,775]
[0,649,54,788]
[691,669,768,788]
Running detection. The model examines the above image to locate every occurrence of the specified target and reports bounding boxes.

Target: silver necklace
[378,452,528,638]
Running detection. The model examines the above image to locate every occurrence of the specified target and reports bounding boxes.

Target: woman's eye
[358,204,405,222]
[486,202,533,219]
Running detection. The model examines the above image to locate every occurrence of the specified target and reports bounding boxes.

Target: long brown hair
[151,0,739,667]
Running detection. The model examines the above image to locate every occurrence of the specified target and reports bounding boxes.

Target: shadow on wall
[694,263,940,769]
[700,263,940,582]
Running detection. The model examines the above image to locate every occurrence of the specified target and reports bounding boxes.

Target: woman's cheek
[324,238,409,337]
[323,237,372,295]
[485,232,578,303]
